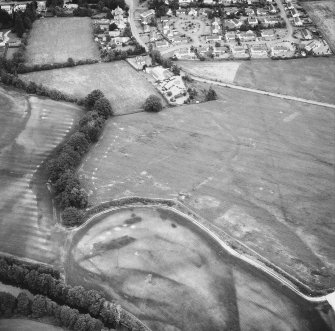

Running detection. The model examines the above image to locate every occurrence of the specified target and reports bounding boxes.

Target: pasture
[0,319,64,331]
[303,1,335,53]
[25,17,100,65]
[66,206,327,331]
[20,62,165,115]
[0,87,82,265]
[78,84,335,291]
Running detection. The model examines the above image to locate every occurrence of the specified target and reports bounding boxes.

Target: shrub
[17,292,31,315]
[143,95,163,112]
[205,87,217,101]
[84,89,105,109]
[0,291,16,317]
[62,207,84,227]
[93,97,113,118]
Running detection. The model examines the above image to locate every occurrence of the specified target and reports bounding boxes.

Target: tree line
[0,256,148,330]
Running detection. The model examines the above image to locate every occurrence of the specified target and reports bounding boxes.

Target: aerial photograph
[0,0,334,329]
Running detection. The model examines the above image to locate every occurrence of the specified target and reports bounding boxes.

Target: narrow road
[182,70,335,109]
[125,0,148,51]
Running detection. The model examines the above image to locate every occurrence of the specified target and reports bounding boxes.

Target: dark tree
[84,90,105,109]
[143,95,162,112]
[0,292,16,317]
[66,132,90,156]
[0,9,13,28]
[205,87,217,101]
[14,12,25,37]
[62,207,84,226]
[31,295,48,318]
[93,97,113,118]
[17,292,31,316]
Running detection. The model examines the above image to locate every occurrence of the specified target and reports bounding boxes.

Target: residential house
[112,6,124,16]
[172,36,188,44]
[143,24,151,33]
[293,16,302,26]
[256,8,268,15]
[167,8,173,16]
[304,40,319,52]
[111,36,130,45]
[225,7,239,16]
[150,31,159,41]
[100,23,110,31]
[212,17,221,34]
[227,18,243,29]
[206,35,222,42]
[219,0,232,5]
[231,45,247,56]
[188,8,198,16]
[203,0,214,5]
[161,16,170,23]
[174,47,197,59]
[291,8,299,17]
[301,29,312,40]
[198,8,209,16]
[8,39,21,48]
[37,1,46,11]
[156,40,169,48]
[225,31,236,41]
[213,46,229,58]
[250,44,268,56]
[245,8,254,16]
[268,4,276,13]
[0,32,3,43]
[237,30,256,42]
[264,17,280,25]
[271,45,289,56]
[108,30,121,37]
[261,29,275,39]
[179,0,193,5]
[287,1,294,10]
[135,56,146,68]
[0,4,13,14]
[247,17,258,26]
[176,8,187,16]
[247,0,260,4]
[63,3,78,10]
[140,9,155,24]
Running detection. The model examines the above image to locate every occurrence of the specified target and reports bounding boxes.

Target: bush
[93,97,113,118]
[84,90,105,109]
[205,87,217,101]
[62,207,84,227]
[0,291,16,317]
[143,95,163,112]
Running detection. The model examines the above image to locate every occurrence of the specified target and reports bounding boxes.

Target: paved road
[182,70,335,109]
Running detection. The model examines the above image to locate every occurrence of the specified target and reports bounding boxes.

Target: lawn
[25,17,100,65]
[78,84,335,291]
[65,206,327,331]
[303,1,335,53]
[0,86,82,265]
[234,57,335,103]
[20,62,166,115]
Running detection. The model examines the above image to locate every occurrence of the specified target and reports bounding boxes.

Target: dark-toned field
[66,206,329,331]
[0,319,64,331]
[0,87,82,264]
[78,85,335,290]
[25,17,100,65]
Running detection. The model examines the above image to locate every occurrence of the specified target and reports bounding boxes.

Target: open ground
[25,17,100,66]
[180,57,335,104]
[78,84,335,291]
[66,206,328,331]
[303,1,335,53]
[0,86,82,265]
[20,62,166,115]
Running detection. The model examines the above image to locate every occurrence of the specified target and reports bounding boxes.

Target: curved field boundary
[78,197,334,303]
[181,68,335,109]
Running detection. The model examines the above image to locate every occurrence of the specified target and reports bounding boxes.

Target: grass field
[0,319,64,331]
[66,206,328,331]
[20,62,166,115]
[0,86,82,265]
[179,57,335,104]
[303,1,335,53]
[78,84,335,290]
[25,17,100,65]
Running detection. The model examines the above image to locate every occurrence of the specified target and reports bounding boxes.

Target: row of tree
[0,256,146,330]
[0,291,103,331]
[47,90,113,226]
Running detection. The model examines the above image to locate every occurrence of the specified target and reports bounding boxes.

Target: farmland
[303,1,335,53]
[66,206,328,331]
[78,84,335,291]
[20,62,165,115]
[0,86,82,265]
[0,319,64,331]
[25,17,100,66]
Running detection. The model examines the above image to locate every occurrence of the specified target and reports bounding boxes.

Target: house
[172,36,188,44]
[203,0,214,5]
[231,45,247,56]
[212,17,221,33]
[291,8,299,17]
[167,8,173,16]
[176,8,187,16]
[225,31,236,41]
[156,40,169,48]
[37,1,46,11]
[135,56,146,69]
[188,8,197,16]
[227,18,243,28]
[271,45,289,56]
[304,40,319,52]
[0,4,12,14]
[268,4,276,13]
[294,16,303,26]
[250,44,268,56]
[174,47,197,59]
[237,30,256,42]
[287,1,294,9]
[179,0,193,5]
[301,29,313,40]
[140,9,155,23]
[8,40,21,48]
[112,6,124,16]
[219,0,232,5]
[100,23,110,31]
[161,16,169,23]
[256,8,268,15]
[245,8,254,16]
[63,3,78,9]
[198,8,209,16]
[247,17,258,26]
[264,17,280,25]
[213,46,229,57]
[261,29,275,39]
[143,24,151,33]
[150,31,159,41]
[225,7,239,16]
[111,36,130,45]
[206,35,222,42]
[248,0,260,4]
[0,32,3,43]
[108,30,121,37]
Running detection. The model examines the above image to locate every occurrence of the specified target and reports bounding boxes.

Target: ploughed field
[78,85,335,291]
[0,87,82,264]
[25,17,100,65]
[0,319,64,330]
[179,57,335,104]
[20,62,165,115]
[66,206,329,331]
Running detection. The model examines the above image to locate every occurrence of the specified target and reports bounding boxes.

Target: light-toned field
[0,319,64,331]
[20,62,166,115]
[25,17,100,65]
[78,85,335,291]
[303,1,335,53]
[66,206,328,331]
[0,87,82,264]
[179,60,241,83]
